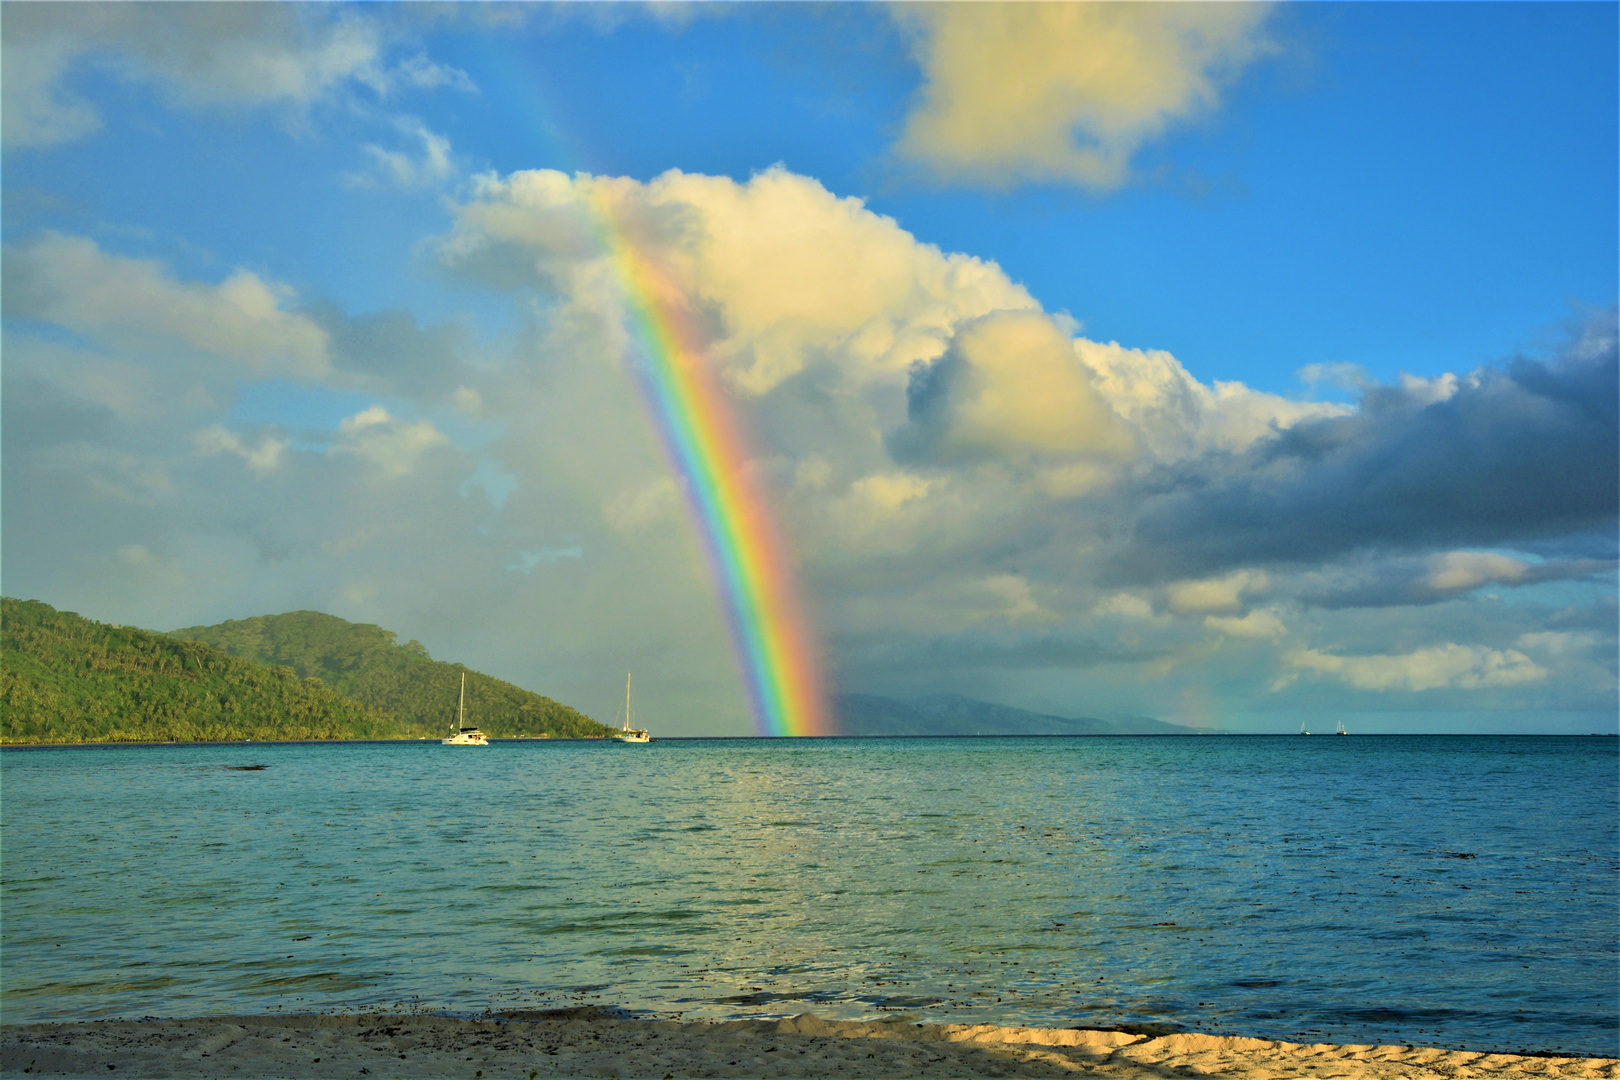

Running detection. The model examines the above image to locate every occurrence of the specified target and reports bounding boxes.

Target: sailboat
[614,672,651,744]
[442,672,489,746]
[1336,720,1349,735]
[1299,721,1310,735]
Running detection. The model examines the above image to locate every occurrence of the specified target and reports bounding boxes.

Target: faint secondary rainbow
[576,181,829,737]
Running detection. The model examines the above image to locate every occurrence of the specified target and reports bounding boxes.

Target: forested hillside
[170,611,612,739]
[1,598,400,744]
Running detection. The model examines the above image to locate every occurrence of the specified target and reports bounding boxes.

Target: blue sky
[3,3,1615,733]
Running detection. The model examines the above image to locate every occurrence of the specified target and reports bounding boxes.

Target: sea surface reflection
[2,736,1615,1055]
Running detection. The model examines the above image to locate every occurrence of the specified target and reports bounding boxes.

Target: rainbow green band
[582,184,829,737]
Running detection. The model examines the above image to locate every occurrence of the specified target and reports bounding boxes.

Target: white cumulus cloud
[3,234,330,376]
[891,3,1273,190]
[334,406,450,478]
[1279,644,1548,693]
[1,4,474,147]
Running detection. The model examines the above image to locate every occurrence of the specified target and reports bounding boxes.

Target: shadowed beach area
[4,1011,1617,1079]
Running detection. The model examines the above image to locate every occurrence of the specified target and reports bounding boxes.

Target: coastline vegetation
[170,610,613,740]
[2,599,613,745]
[2,598,397,744]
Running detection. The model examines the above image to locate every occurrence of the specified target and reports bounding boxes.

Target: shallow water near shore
[2,735,1615,1055]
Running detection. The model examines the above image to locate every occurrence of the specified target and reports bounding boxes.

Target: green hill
[169,610,613,740]
[1,598,399,744]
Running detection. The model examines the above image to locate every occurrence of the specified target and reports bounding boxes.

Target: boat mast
[624,672,632,732]
[459,672,466,733]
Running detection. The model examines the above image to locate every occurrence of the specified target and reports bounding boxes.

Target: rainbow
[578,181,829,737]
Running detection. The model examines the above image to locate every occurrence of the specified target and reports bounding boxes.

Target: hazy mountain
[833,692,1212,736]
[171,611,613,740]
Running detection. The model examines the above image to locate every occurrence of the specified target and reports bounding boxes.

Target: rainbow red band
[584,183,829,737]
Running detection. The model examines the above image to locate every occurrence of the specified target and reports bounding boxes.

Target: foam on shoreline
[4,1010,1616,1078]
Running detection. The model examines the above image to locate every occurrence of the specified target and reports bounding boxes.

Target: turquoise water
[2,736,1615,1055]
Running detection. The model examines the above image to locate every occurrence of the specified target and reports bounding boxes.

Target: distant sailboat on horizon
[614,672,651,744]
[442,672,489,746]
[1336,720,1349,735]
[1300,721,1310,735]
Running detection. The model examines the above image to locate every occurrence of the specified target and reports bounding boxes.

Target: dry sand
[3,1010,1615,1079]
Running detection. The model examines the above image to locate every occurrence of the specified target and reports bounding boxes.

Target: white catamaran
[442,672,489,745]
[615,672,651,743]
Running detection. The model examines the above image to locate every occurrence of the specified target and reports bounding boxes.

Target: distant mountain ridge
[170,611,613,740]
[833,692,1210,736]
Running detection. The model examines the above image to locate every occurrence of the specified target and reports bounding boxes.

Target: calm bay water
[2,736,1616,1055]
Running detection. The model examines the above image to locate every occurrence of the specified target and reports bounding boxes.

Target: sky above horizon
[3,2,1616,735]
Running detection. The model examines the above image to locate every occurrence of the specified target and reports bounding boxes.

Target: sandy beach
[4,1010,1614,1079]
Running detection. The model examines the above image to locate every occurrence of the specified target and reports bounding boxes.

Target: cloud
[1,27,103,147]
[840,629,1168,678]
[1,4,473,147]
[1113,313,1620,583]
[437,166,1041,394]
[890,311,1138,467]
[459,458,519,510]
[1205,608,1287,640]
[1289,550,1615,610]
[1279,643,1547,693]
[333,406,450,478]
[299,300,474,400]
[436,166,1332,473]
[978,573,1050,624]
[507,547,583,574]
[344,117,457,191]
[891,4,1273,190]
[850,471,934,511]
[1425,551,1529,592]
[1079,338,1350,460]
[604,478,682,532]
[3,234,330,376]
[422,165,1617,728]
[194,424,290,476]
[6,165,1610,732]
[1165,570,1269,615]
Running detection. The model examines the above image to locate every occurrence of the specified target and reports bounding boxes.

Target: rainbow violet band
[584,186,829,737]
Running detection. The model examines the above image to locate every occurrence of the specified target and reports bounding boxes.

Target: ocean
[2,735,1615,1056]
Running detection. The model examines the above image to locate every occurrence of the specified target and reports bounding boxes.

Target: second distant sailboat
[442,672,489,746]
[615,672,651,744]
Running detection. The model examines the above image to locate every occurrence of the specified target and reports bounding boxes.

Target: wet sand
[4,1010,1615,1078]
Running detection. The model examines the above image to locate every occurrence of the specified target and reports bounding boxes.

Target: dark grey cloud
[1107,313,1619,584]
[302,301,473,400]
[1,371,116,457]
[1290,555,1618,610]
[837,629,1169,676]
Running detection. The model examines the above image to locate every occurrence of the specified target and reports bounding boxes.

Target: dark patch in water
[712,990,840,1006]
[224,765,268,771]
[862,995,943,1009]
